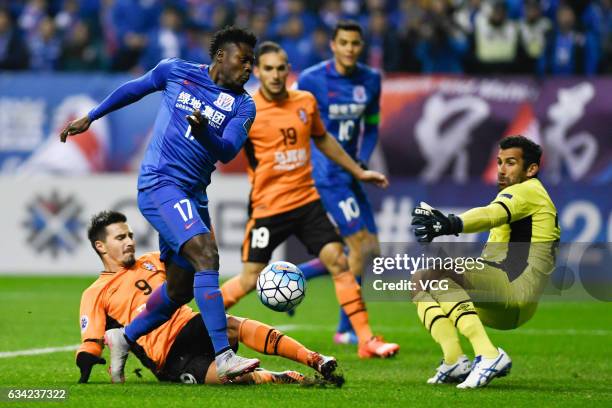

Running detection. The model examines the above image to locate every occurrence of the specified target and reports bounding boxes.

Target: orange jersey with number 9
[245,89,326,218]
[77,253,197,370]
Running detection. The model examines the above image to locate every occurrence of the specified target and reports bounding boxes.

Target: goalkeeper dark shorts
[242,199,343,263]
[158,315,238,384]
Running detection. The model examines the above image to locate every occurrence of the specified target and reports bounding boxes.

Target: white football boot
[427,355,471,384]
[215,349,260,383]
[457,348,512,389]
[104,328,131,383]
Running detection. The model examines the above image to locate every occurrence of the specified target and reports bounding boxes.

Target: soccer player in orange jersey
[76,211,340,385]
[220,42,399,359]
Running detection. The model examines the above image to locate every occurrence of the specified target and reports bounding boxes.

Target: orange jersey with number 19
[245,89,326,218]
[77,252,197,370]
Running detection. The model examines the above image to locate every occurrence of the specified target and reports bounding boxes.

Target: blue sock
[298,258,328,280]
[124,282,179,343]
[337,276,361,333]
[193,270,231,355]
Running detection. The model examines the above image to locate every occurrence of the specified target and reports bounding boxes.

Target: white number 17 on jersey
[174,199,193,222]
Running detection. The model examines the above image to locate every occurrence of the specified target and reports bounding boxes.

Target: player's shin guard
[440,300,498,359]
[221,275,247,309]
[414,292,463,364]
[332,271,372,343]
[337,276,361,333]
[238,319,310,365]
[298,258,328,280]
[193,270,231,355]
[124,281,179,343]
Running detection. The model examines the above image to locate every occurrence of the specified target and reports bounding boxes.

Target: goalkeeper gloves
[411,202,463,242]
[76,351,106,383]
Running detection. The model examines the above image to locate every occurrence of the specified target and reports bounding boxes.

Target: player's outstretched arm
[313,132,389,188]
[458,203,510,233]
[60,59,172,143]
[411,199,513,242]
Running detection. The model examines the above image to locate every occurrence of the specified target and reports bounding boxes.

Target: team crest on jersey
[80,315,88,332]
[214,92,235,111]
[143,262,155,271]
[353,85,367,103]
[297,108,308,124]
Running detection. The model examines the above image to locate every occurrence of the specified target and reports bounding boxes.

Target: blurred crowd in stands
[0,0,610,75]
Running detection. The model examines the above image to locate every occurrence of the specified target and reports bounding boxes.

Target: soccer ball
[256,261,306,312]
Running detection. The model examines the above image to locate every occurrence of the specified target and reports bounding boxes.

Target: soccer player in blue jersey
[296,20,382,344]
[60,26,261,383]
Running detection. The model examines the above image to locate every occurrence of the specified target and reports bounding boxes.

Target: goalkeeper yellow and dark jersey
[458,178,560,279]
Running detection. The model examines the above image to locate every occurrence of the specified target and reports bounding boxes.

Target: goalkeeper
[410,136,560,389]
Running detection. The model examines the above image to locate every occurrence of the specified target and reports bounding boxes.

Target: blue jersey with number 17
[297,60,381,187]
[88,58,255,195]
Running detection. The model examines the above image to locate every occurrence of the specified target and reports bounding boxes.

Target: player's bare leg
[181,234,259,382]
[319,242,399,358]
[221,262,266,309]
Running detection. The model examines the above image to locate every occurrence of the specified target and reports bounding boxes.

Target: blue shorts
[316,180,377,237]
[138,183,211,271]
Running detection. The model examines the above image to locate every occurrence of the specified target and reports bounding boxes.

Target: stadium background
[0,0,609,274]
[0,1,610,405]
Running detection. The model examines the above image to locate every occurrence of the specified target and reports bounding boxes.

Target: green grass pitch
[0,276,611,407]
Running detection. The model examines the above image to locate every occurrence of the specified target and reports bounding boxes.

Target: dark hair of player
[87,211,128,254]
[333,19,363,39]
[209,26,257,59]
[499,135,542,170]
[254,41,284,66]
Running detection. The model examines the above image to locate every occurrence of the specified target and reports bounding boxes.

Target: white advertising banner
[0,173,275,275]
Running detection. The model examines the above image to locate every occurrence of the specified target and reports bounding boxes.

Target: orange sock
[238,318,310,366]
[332,271,372,344]
[221,276,247,309]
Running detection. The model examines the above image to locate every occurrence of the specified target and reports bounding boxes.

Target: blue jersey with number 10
[88,58,255,195]
[297,60,381,187]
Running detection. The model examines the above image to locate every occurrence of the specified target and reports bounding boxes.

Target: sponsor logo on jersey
[176,91,202,111]
[328,103,366,120]
[297,108,308,124]
[80,315,88,332]
[500,193,513,199]
[202,105,226,127]
[214,92,235,111]
[143,262,155,271]
[175,92,226,128]
[274,148,308,171]
[353,85,367,103]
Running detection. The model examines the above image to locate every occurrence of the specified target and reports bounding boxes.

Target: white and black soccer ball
[256,261,306,312]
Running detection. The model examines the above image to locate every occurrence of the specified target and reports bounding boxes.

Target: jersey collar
[326,59,361,78]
